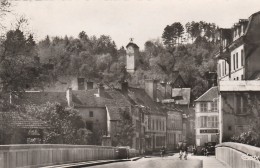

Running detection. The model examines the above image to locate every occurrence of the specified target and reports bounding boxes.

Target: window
[89,111,93,117]
[78,78,85,90]
[241,49,244,66]
[218,63,221,76]
[224,61,227,75]
[222,61,224,76]
[236,53,238,69]
[218,64,221,77]
[148,117,151,130]
[228,126,232,131]
[208,116,218,128]
[200,103,207,112]
[237,77,239,80]
[212,102,218,112]
[152,119,154,130]
[233,54,236,70]
[200,116,207,128]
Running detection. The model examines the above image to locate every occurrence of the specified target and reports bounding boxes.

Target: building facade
[195,87,219,146]
[216,11,260,142]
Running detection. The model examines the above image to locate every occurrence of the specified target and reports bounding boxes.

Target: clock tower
[126,39,139,73]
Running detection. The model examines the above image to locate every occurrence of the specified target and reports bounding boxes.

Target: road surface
[87,155,202,168]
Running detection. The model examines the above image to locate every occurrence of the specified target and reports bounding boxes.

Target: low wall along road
[216,142,260,168]
[0,144,139,168]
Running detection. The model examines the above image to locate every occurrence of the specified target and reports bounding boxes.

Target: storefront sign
[200,129,219,133]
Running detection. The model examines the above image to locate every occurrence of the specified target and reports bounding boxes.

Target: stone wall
[216,142,260,168]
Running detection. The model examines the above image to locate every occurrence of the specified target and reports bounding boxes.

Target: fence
[0,144,139,168]
[216,142,260,168]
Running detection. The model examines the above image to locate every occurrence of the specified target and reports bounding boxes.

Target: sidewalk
[188,155,230,168]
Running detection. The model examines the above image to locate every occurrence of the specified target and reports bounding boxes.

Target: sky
[4,0,260,49]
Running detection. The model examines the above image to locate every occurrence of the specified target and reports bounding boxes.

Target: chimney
[145,79,158,101]
[87,81,94,90]
[98,83,105,97]
[121,81,128,93]
[66,87,73,107]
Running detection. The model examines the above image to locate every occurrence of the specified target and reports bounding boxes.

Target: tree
[0,29,44,93]
[162,22,184,47]
[113,108,135,147]
[0,0,11,29]
[24,102,91,144]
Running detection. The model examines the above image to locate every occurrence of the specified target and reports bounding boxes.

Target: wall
[144,114,166,151]
[77,107,107,134]
[167,111,182,150]
[0,144,116,168]
[216,142,260,168]
[218,59,230,81]
[246,47,260,79]
[0,144,139,168]
[220,92,252,142]
[230,44,245,80]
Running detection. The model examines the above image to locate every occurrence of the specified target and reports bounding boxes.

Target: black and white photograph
[0,0,260,167]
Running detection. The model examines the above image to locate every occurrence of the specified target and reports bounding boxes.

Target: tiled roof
[72,89,131,120]
[126,87,165,115]
[72,89,130,108]
[14,92,67,106]
[195,87,218,102]
[0,111,49,129]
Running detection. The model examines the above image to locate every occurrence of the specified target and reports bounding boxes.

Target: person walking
[160,146,166,158]
[178,141,183,160]
[182,142,188,160]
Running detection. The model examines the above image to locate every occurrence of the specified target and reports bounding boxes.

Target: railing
[0,144,139,168]
[216,142,260,168]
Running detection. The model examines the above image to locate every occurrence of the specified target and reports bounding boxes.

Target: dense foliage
[113,108,135,147]
[36,21,219,100]
[24,102,91,144]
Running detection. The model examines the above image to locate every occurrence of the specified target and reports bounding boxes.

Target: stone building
[216,11,260,142]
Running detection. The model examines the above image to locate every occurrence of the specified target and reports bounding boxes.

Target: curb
[130,157,143,161]
[41,157,142,168]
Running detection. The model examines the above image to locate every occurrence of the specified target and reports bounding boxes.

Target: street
[87,155,202,168]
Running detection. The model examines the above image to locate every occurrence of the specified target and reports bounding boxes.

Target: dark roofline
[194,86,218,102]
[126,42,139,49]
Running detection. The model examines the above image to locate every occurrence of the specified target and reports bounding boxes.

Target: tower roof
[126,42,139,49]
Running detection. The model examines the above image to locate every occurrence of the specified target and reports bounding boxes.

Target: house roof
[126,42,139,49]
[195,87,218,102]
[125,87,165,115]
[72,89,131,120]
[0,111,49,129]
[14,92,67,106]
[72,89,130,108]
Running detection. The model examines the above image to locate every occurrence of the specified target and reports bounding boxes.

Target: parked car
[115,146,129,159]
[204,142,216,155]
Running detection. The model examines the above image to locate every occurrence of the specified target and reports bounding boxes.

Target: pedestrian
[178,141,183,160]
[160,146,166,158]
[182,142,188,160]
